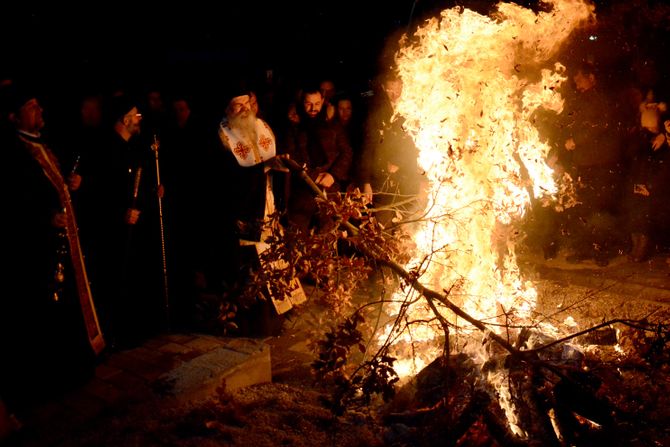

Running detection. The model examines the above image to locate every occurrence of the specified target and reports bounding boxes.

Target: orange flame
[378,0,594,436]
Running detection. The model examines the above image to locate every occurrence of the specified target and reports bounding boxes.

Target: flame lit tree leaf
[313,312,366,380]
[359,353,399,404]
[315,316,400,415]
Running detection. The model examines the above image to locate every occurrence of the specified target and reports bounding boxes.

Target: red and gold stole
[218,118,276,167]
[19,133,105,355]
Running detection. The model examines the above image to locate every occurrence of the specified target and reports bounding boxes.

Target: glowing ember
[377,0,594,437]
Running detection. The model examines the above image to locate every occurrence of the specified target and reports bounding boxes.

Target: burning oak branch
[243,157,669,445]
[257,165,669,445]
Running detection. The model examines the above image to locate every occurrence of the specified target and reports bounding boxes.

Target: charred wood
[481,406,527,447]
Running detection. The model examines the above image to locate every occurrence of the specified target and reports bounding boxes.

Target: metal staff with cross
[151,134,170,330]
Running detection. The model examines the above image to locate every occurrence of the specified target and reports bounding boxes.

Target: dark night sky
[1,1,667,110]
[1,2,455,91]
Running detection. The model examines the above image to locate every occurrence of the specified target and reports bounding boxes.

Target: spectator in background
[334,94,364,188]
[320,79,336,122]
[67,92,106,194]
[359,71,423,228]
[557,62,625,266]
[624,88,668,262]
[160,92,219,329]
[284,84,353,232]
[142,85,168,139]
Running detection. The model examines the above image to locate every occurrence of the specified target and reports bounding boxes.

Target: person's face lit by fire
[384,78,403,106]
[172,99,191,129]
[303,92,323,119]
[336,98,352,124]
[122,107,142,136]
[320,80,335,103]
[147,90,164,113]
[287,103,300,124]
[665,119,670,135]
[227,95,252,120]
[249,92,259,115]
[80,96,103,128]
[13,98,45,134]
[574,70,596,93]
[227,95,258,138]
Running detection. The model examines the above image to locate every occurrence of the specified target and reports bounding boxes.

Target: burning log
[382,353,586,446]
[383,354,520,446]
[377,334,648,447]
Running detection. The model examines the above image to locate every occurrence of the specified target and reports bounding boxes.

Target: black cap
[108,94,137,123]
[221,77,252,109]
[1,82,38,115]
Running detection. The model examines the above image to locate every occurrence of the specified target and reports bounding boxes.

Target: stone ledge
[156,338,271,403]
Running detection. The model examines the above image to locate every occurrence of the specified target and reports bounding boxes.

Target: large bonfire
[376,0,593,436]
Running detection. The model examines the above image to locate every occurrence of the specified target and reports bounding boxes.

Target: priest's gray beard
[230,111,258,150]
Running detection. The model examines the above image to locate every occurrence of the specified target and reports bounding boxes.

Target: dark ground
[3,246,670,446]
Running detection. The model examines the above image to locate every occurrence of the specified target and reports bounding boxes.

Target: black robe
[1,132,98,409]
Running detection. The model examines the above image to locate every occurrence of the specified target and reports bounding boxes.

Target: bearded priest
[217,86,305,333]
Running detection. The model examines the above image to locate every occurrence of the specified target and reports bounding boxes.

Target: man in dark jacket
[359,72,423,228]
[284,85,353,232]
[557,63,625,266]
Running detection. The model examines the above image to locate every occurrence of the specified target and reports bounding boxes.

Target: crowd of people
[1,56,669,429]
[528,62,670,267]
[0,69,424,418]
